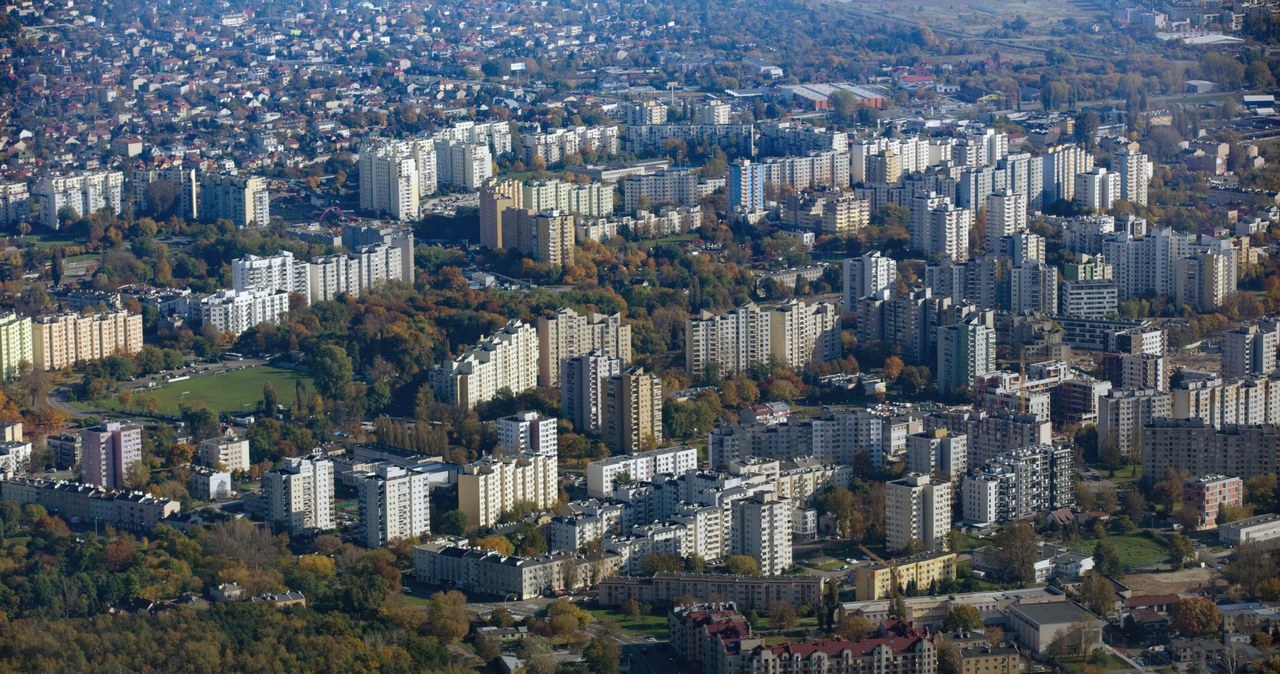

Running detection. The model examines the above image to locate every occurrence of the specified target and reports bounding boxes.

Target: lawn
[93,365,315,416]
[1064,533,1169,568]
[1061,652,1132,672]
[587,608,669,637]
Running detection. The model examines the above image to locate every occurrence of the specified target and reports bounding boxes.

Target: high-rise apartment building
[537,308,631,388]
[358,139,436,220]
[458,453,557,529]
[561,350,623,435]
[198,436,251,473]
[198,289,291,337]
[1059,280,1119,319]
[927,203,973,262]
[200,172,270,228]
[885,473,952,553]
[905,429,968,485]
[434,140,492,190]
[0,182,30,228]
[843,252,897,306]
[33,171,124,229]
[357,464,431,547]
[515,210,575,266]
[429,320,538,409]
[232,251,307,295]
[604,367,663,454]
[936,316,996,394]
[1113,143,1153,207]
[0,313,32,381]
[728,160,765,211]
[478,179,522,249]
[731,493,794,575]
[1142,419,1280,480]
[496,411,558,457]
[962,444,1075,525]
[32,310,143,371]
[1074,168,1121,212]
[1183,475,1243,529]
[985,189,1027,251]
[1009,262,1059,316]
[686,301,840,378]
[263,454,335,534]
[81,422,143,489]
[1222,323,1280,379]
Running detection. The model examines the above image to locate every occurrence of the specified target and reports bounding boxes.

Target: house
[1125,608,1170,645]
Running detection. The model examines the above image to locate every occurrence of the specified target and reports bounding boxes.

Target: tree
[837,614,876,639]
[1078,572,1116,617]
[883,356,904,382]
[1167,534,1196,569]
[1171,597,1221,636]
[1225,542,1277,596]
[995,522,1039,585]
[424,590,470,642]
[1094,538,1125,578]
[725,555,761,576]
[583,637,620,674]
[309,345,353,399]
[941,604,984,631]
[475,535,515,556]
[440,510,467,536]
[262,382,279,415]
[125,460,150,489]
[770,603,799,630]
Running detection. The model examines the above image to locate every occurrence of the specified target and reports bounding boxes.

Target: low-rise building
[1219,513,1280,547]
[0,477,180,531]
[198,436,251,473]
[413,539,621,599]
[188,464,234,501]
[854,550,958,601]
[1007,602,1105,655]
[1183,475,1243,529]
[600,573,824,611]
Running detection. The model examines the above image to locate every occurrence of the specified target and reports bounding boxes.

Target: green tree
[725,555,762,576]
[996,522,1039,585]
[1094,538,1125,578]
[440,510,467,536]
[309,345,353,399]
[424,590,470,642]
[1078,571,1116,617]
[583,637,620,674]
[1167,534,1195,569]
[941,604,984,631]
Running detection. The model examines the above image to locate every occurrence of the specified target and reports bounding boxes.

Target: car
[402,587,412,594]
[645,636,657,643]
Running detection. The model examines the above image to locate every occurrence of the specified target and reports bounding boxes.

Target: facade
[358,138,436,220]
[263,454,335,534]
[561,350,623,434]
[33,171,124,229]
[197,289,291,336]
[844,252,897,306]
[537,308,631,388]
[1074,168,1121,212]
[1143,419,1280,479]
[429,320,538,409]
[1219,513,1280,547]
[81,422,143,489]
[232,251,306,295]
[731,493,794,575]
[586,446,699,497]
[885,473,952,553]
[1098,388,1172,457]
[1222,324,1280,379]
[905,430,968,485]
[962,444,1075,525]
[0,313,33,380]
[600,573,823,611]
[1059,280,1119,319]
[305,243,408,304]
[496,412,558,457]
[936,316,996,394]
[1113,144,1153,207]
[0,182,30,228]
[604,366,663,454]
[687,300,840,379]
[729,160,766,211]
[357,464,431,547]
[200,172,270,227]
[413,540,619,599]
[32,310,143,371]
[854,550,958,601]
[0,478,180,531]
[1183,475,1243,529]
[985,189,1027,251]
[458,453,557,529]
[189,464,234,501]
[730,619,937,674]
[1007,602,1104,655]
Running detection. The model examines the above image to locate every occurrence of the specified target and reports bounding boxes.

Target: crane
[860,544,901,599]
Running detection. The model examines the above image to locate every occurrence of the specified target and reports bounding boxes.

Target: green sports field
[99,365,314,416]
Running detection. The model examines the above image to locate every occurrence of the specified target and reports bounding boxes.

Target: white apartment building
[32,310,143,371]
[198,289,291,336]
[885,473,952,553]
[1113,144,1153,207]
[232,251,307,295]
[622,170,700,212]
[189,464,234,501]
[1009,262,1059,316]
[263,454,335,534]
[200,172,270,228]
[731,493,794,575]
[0,313,32,381]
[429,320,538,409]
[1097,387,1172,458]
[1222,323,1280,379]
[496,412,558,457]
[306,243,405,303]
[522,179,614,217]
[538,308,631,388]
[936,316,996,394]
[1059,280,1119,319]
[686,300,840,379]
[962,444,1075,525]
[843,252,897,306]
[985,189,1027,251]
[521,125,621,165]
[1074,168,1121,212]
[905,430,968,484]
[927,203,973,262]
[1041,144,1094,204]
[198,436,251,473]
[33,171,124,229]
[357,464,431,547]
[359,138,436,220]
[435,140,493,191]
[458,453,557,529]
[586,446,699,498]
[0,182,30,228]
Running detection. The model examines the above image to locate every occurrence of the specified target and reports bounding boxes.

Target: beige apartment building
[458,453,557,529]
[604,366,663,454]
[32,310,143,371]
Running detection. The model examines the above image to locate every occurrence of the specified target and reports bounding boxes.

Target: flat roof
[1010,601,1100,627]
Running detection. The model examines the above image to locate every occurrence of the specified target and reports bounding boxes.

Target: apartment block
[962,444,1075,525]
[232,251,307,295]
[905,429,968,485]
[429,320,538,409]
[1222,323,1280,379]
[1183,474,1243,529]
[599,573,823,612]
[936,315,996,394]
[263,454,335,534]
[189,464,234,501]
[33,171,124,229]
[604,366,663,454]
[536,308,631,389]
[200,172,270,228]
[561,350,622,435]
[1113,143,1153,207]
[0,313,32,380]
[687,300,840,378]
[414,539,619,599]
[885,473,952,553]
[81,422,143,489]
[357,464,431,547]
[854,550,957,600]
[496,412,558,458]
[32,309,142,371]
[1059,280,1119,319]
[198,289,291,336]
[0,478,180,531]
[1144,419,1280,482]
[358,138,436,220]
[731,493,794,575]
[844,251,897,306]
[458,452,557,529]
[586,446,699,498]
[985,189,1027,251]
[198,436,251,473]
[0,183,30,228]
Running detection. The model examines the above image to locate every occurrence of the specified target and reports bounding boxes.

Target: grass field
[1064,533,1169,568]
[587,608,669,637]
[1061,652,1133,673]
[96,365,315,415]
